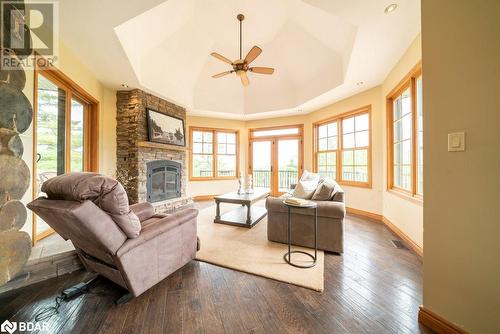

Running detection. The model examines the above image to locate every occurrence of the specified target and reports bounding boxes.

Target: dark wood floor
[0,210,432,333]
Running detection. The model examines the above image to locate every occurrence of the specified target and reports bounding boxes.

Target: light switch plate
[448,132,465,152]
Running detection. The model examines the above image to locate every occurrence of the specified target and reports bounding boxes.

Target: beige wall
[422,1,500,332]
[382,35,423,247]
[20,40,117,239]
[187,86,384,215]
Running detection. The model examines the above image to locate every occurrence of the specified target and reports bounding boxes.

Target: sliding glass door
[33,71,92,243]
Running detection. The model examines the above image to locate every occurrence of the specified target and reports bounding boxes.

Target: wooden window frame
[189,126,240,181]
[386,62,423,203]
[313,106,372,188]
[32,59,100,245]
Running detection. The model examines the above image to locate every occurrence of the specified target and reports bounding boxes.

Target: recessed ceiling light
[356,81,364,86]
[384,3,398,14]
[121,83,129,88]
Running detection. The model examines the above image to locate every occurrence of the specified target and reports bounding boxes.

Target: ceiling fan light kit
[210,13,275,87]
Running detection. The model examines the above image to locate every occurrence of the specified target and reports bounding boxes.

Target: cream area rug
[195,202,324,291]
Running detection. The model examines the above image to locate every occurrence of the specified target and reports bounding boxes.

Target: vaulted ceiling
[59,0,420,119]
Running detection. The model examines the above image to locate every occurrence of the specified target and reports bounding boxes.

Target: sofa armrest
[315,201,346,219]
[130,202,155,222]
[265,196,287,212]
[117,208,198,256]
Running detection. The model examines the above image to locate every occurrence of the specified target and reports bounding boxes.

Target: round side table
[282,201,318,268]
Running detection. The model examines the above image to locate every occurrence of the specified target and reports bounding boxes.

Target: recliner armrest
[130,202,155,222]
[117,208,198,256]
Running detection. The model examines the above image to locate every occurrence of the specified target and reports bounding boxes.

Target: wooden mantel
[137,141,188,151]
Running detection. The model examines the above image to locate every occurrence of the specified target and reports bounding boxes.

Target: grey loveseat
[28,173,198,298]
[266,183,345,253]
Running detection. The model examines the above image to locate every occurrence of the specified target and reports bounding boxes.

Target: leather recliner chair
[28,173,198,298]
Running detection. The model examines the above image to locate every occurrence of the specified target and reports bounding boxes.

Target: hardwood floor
[0,211,433,333]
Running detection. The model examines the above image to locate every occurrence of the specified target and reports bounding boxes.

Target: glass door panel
[70,98,85,172]
[277,139,299,193]
[251,140,272,193]
[35,75,67,238]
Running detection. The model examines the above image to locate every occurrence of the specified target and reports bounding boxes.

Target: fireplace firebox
[147,160,181,203]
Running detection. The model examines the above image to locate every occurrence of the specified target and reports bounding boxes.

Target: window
[387,63,423,199]
[33,62,99,245]
[189,127,239,180]
[313,106,371,187]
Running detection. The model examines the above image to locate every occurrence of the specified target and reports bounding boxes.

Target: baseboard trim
[382,216,423,258]
[193,195,217,201]
[346,206,423,258]
[346,207,383,221]
[418,306,468,334]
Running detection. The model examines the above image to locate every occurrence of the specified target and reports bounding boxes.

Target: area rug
[195,203,324,291]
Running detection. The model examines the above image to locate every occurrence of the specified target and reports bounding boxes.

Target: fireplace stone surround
[116,89,192,213]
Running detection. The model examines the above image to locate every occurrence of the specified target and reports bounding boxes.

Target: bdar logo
[0,320,17,334]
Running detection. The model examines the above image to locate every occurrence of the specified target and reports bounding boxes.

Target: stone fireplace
[116,89,192,213]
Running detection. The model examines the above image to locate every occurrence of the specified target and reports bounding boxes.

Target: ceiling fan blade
[240,71,250,86]
[250,67,274,75]
[244,46,262,65]
[210,52,233,65]
[212,71,233,78]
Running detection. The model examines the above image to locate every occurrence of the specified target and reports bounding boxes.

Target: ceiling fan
[211,14,274,87]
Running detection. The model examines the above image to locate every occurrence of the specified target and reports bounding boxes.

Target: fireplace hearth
[147,160,181,202]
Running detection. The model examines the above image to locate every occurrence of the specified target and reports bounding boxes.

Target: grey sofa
[28,173,198,298]
[266,183,345,253]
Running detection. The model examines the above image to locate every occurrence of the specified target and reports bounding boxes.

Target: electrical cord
[34,275,100,321]
[34,294,66,321]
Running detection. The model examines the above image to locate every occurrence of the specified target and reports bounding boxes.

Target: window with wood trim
[314,106,371,187]
[33,63,99,245]
[189,127,239,180]
[387,63,423,198]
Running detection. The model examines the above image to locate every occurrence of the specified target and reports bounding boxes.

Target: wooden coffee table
[214,190,269,228]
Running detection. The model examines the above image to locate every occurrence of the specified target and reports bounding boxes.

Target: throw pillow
[292,171,320,199]
[312,178,337,201]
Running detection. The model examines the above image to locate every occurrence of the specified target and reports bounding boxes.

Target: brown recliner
[27,173,198,298]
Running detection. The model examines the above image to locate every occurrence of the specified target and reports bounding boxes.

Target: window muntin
[314,107,371,187]
[416,76,423,195]
[387,63,423,200]
[341,113,369,183]
[392,88,412,190]
[190,128,239,180]
[316,121,338,179]
[216,132,237,177]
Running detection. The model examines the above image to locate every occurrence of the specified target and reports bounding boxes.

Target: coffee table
[214,190,269,228]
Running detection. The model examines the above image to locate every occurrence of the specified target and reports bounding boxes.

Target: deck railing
[253,170,298,190]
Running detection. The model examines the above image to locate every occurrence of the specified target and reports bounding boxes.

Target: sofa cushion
[266,197,345,219]
[42,172,141,238]
[311,178,337,201]
[292,171,320,199]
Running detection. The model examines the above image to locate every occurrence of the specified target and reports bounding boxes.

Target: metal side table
[282,201,318,268]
